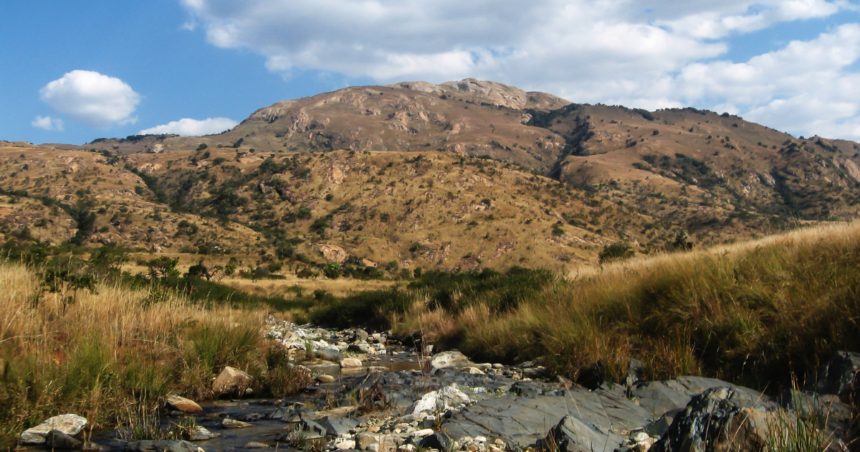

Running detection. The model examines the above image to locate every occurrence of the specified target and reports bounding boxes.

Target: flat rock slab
[21,414,88,444]
[443,387,652,449]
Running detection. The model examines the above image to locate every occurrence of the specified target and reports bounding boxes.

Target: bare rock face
[213,366,252,395]
[167,395,203,413]
[20,414,88,444]
[319,244,349,263]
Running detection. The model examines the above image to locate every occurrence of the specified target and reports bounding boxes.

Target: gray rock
[125,440,203,452]
[46,430,83,449]
[540,414,626,452]
[650,387,771,452]
[814,351,860,403]
[268,407,291,421]
[419,432,453,451]
[318,416,360,436]
[352,329,369,343]
[443,386,652,449]
[20,414,88,444]
[300,418,327,438]
[630,376,759,417]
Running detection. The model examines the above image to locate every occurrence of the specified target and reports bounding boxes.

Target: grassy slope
[394,221,860,391]
[0,264,308,449]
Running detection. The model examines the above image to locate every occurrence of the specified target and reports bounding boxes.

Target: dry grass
[397,221,860,389]
[0,263,307,449]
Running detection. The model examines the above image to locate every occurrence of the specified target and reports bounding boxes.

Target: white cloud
[139,117,238,136]
[39,70,140,128]
[31,116,64,132]
[180,0,860,139]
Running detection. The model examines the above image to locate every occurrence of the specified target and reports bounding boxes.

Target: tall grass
[395,222,860,390]
[0,263,308,450]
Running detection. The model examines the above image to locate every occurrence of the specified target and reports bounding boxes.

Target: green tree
[323,262,341,279]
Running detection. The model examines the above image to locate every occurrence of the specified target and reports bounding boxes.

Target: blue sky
[2,0,860,145]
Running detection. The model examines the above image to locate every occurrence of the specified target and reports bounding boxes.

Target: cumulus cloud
[39,70,140,128]
[139,117,238,136]
[180,0,860,138]
[31,116,65,132]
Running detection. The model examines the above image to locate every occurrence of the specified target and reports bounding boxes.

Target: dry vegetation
[393,221,860,390]
[0,264,308,450]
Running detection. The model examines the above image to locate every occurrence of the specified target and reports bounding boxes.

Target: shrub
[598,242,635,264]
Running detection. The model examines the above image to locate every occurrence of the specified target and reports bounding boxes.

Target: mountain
[5,79,860,273]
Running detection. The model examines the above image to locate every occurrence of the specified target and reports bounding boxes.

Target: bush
[598,242,635,264]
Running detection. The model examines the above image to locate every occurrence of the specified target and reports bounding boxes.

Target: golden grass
[0,263,307,449]
[398,221,860,388]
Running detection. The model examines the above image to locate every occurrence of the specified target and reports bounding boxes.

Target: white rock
[409,385,471,416]
[20,414,88,444]
[336,440,357,450]
[412,429,434,438]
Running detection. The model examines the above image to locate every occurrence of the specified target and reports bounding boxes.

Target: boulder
[429,351,474,370]
[167,395,203,413]
[340,358,363,368]
[46,430,83,449]
[650,387,771,452]
[20,414,88,444]
[212,366,252,395]
[125,441,203,452]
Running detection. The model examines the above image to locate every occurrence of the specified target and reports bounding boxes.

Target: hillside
[5,78,860,273]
